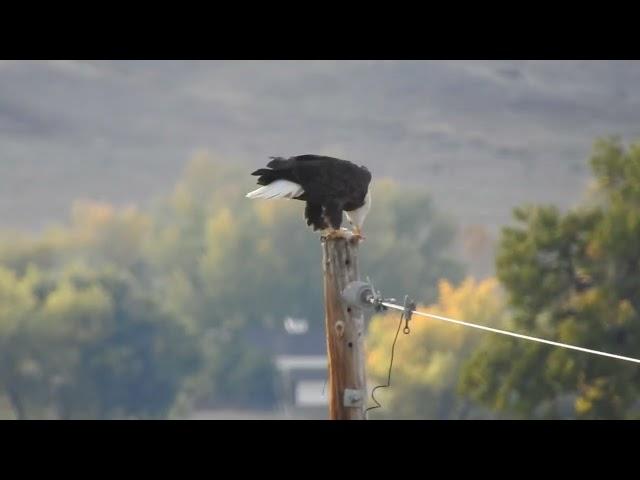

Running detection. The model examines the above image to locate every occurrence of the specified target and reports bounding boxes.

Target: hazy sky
[1,60,639,230]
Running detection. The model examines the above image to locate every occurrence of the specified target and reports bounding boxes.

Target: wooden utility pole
[321,235,367,420]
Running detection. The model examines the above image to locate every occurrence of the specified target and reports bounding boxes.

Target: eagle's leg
[321,203,352,240]
[321,228,352,240]
[305,202,325,230]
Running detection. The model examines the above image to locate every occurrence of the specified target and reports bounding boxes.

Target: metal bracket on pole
[343,388,365,408]
[402,295,417,334]
[341,280,376,310]
[341,278,396,313]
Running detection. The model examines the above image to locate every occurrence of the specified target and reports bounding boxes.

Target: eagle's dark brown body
[248,155,372,232]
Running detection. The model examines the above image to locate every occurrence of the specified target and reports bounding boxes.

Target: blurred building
[243,316,328,419]
[184,316,329,420]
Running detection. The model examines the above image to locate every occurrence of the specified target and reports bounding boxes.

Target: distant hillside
[1,60,635,234]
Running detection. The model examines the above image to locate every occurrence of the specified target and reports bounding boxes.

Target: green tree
[460,137,640,419]
[0,264,200,419]
[0,266,45,419]
[54,266,201,419]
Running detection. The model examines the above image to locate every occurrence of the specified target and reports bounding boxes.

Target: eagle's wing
[288,156,359,204]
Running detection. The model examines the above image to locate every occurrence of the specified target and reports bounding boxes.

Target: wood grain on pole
[321,236,367,420]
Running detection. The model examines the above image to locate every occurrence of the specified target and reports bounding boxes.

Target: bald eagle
[246,155,372,239]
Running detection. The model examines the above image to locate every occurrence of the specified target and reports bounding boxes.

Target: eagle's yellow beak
[353,226,366,241]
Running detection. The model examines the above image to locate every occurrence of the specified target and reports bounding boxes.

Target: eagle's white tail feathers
[246,179,305,200]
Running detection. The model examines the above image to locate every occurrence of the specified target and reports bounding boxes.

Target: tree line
[0,152,463,418]
[2,137,638,419]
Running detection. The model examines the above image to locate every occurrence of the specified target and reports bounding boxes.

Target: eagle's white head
[345,189,372,234]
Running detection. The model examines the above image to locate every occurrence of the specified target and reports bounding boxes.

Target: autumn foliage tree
[366,277,507,419]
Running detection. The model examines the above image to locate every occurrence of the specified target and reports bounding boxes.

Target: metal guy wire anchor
[402,295,417,334]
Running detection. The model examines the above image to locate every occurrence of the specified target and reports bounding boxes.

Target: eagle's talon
[322,229,351,240]
[352,227,366,242]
